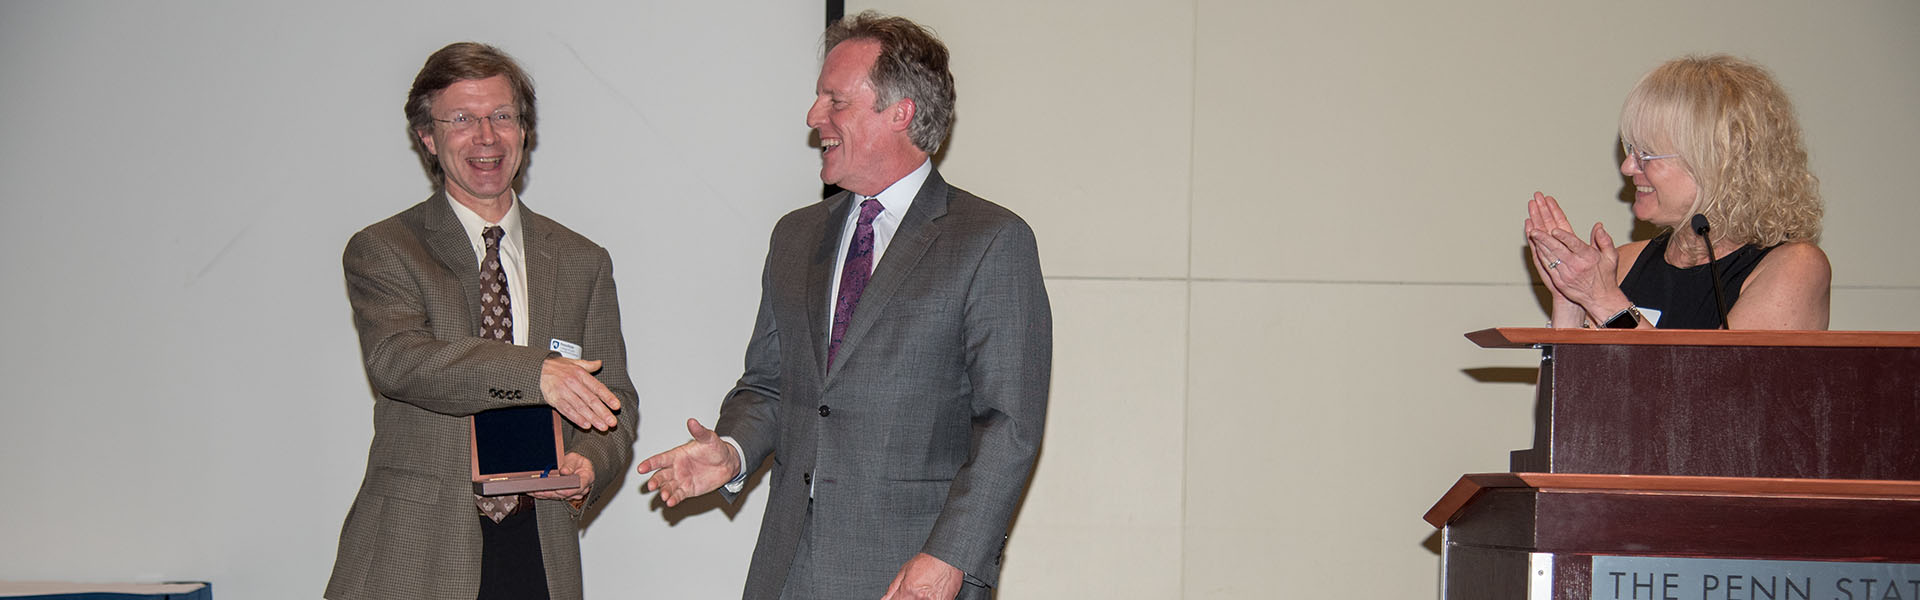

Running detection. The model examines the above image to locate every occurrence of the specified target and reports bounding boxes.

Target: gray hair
[824,11,956,154]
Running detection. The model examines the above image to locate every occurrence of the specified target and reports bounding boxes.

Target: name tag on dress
[1637,307,1664,327]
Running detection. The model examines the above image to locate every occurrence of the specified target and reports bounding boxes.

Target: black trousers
[478,501,549,600]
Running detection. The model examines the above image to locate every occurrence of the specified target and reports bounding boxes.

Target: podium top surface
[1465,327,1920,349]
[1423,473,1920,529]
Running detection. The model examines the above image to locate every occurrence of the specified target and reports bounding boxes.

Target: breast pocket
[888,298,950,319]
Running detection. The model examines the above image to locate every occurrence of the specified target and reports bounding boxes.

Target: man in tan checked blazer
[326,42,638,600]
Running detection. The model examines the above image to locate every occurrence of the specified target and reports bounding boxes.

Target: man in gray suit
[327,42,637,600]
[637,12,1051,600]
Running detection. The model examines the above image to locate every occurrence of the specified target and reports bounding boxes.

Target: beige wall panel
[852,1,1196,279]
[1192,1,1920,288]
[1832,288,1920,332]
[1001,279,1188,599]
[1781,9,1920,289]
[1185,281,1543,598]
[844,3,1916,599]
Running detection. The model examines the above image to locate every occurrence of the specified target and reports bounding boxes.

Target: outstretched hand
[635,418,740,507]
[541,357,621,431]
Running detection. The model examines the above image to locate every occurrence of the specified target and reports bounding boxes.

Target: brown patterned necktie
[474,225,523,523]
[478,226,513,343]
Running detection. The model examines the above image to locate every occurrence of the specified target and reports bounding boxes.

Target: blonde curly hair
[1619,55,1822,247]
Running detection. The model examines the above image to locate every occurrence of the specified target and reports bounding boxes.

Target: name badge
[549,338,582,359]
[1637,307,1665,327]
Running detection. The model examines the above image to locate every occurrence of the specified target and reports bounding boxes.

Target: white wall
[4,1,1918,599]
[0,2,817,598]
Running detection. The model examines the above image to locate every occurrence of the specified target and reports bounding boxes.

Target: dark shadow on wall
[1519,244,1555,318]
[1462,367,1539,385]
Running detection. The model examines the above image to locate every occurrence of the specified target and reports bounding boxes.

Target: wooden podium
[1428,329,1920,600]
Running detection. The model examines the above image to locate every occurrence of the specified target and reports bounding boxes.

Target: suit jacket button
[803,472,812,484]
[818,405,831,417]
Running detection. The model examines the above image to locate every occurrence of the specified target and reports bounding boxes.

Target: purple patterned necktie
[474,225,521,523]
[828,198,883,370]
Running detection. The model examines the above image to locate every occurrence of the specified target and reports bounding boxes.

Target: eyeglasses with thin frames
[433,112,521,133]
[1622,142,1679,171]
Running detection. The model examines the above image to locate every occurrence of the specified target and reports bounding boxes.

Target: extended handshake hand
[635,418,741,507]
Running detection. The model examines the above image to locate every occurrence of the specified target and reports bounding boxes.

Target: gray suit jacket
[718,171,1052,599]
[326,194,639,600]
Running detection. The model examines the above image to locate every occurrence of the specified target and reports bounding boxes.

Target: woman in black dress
[1525,55,1829,330]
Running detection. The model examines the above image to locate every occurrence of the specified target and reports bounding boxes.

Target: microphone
[1691,214,1731,329]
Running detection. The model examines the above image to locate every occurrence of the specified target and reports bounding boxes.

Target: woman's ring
[1547,258,1562,269]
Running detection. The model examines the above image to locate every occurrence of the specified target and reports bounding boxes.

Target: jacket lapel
[422,193,482,334]
[808,192,854,378]
[521,205,556,348]
[828,172,949,378]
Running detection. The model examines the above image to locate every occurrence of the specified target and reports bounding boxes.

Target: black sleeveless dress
[1618,232,1777,329]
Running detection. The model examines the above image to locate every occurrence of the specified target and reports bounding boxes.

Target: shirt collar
[446,192,524,254]
[858,159,932,220]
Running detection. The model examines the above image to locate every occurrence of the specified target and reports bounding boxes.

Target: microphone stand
[1690,214,1731,330]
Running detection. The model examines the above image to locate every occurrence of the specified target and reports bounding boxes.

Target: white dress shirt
[823,159,929,333]
[446,194,529,348]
